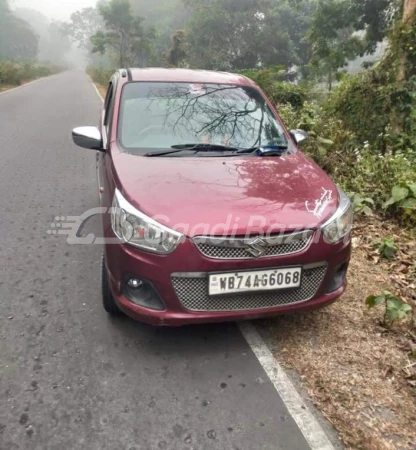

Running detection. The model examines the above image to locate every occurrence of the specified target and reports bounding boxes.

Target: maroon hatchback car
[72,68,352,326]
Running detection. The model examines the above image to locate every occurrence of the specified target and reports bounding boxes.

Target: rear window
[118,82,288,153]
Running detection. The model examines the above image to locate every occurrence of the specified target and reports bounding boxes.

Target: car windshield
[118,82,288,153]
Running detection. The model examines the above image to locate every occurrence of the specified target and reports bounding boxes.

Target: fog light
[128,278,143,289]
[123,275,165,311]
[325,262,348,293]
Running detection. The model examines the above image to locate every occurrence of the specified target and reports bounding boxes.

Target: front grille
[195,239,309,259]
[172,264,327,312]
[193,232,312,260]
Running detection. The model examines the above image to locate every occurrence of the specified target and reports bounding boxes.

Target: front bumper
[105,233,351,326]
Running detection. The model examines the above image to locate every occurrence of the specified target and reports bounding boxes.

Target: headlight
[111,189,183,254]
[321,187,353,244]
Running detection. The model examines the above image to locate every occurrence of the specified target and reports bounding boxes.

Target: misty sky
[12,0,98,20]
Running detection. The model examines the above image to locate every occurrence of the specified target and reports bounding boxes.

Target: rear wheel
[101,253,121,315]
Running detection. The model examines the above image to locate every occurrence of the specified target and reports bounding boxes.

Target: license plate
[209,267,302,296]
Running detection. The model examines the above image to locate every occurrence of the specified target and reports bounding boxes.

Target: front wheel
[101,253,121,315]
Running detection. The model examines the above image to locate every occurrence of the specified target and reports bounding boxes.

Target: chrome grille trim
[192,231,313,260]
[172,263,327,312]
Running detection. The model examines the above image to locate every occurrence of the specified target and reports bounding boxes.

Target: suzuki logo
[246,237,268,258]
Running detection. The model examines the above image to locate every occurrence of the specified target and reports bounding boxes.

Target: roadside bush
[239,67,307,109]
[322,18,416,158]
[277,102,356,171]
[87,65,114,87]
[0,62,24,85]
[0,61,62,86]
[324,71,391,151]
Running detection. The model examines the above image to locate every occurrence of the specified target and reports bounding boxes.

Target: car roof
[125,68,254,87]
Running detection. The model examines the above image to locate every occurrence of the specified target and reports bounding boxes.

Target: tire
[101,253,121,315]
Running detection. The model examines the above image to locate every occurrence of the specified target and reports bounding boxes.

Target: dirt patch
[262,219,416,450]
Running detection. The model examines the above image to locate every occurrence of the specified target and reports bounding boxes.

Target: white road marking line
[239,322,335,450]
[87,72,335,449]
[0,75,57,96]
[87,75,104,102]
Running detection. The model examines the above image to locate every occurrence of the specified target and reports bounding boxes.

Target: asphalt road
[0,71,311,450]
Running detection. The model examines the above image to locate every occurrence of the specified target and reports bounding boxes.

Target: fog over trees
[1,0,397,77]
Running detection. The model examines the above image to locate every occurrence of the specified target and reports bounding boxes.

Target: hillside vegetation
[0,0,66,89]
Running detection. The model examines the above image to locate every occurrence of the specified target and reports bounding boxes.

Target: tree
[130,0,189,64]
[0,0,38,61]
[398,0,416,81]
[307,0,392,88]
[255,1,317,69]
[183,0,318,71]
[62,7,103,49]
[91,0,155,67]
[14,8,72,65]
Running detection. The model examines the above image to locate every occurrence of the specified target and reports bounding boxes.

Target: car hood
[112,150,339,237]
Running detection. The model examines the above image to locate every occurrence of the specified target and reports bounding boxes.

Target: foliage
[384,183,416,221]
[324,71,391,150]
[0,0,39,61]
[0,61,62,86]
[62,7,103,49]
[91,0,156,67]
[324,71,416,156]
[130,0,188,55]
[87,65,114,87]
[238,67,307,109]
[349,193,374,216]
[14,8,71,65]
[372,237,399,259]
[366,291,413,327]
[325,9,416,155]
[184,0,318,71]
[307,0,393,88]
[276,101,353,170]
[131,0,187,28]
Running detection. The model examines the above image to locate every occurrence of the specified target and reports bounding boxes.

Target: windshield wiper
[144,143,289,157]
[171,143,243,151]
[144,143,243,157]
[236,144,288,155]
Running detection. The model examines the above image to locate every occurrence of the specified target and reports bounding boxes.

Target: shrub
[0,61,62,86]
[383,183,416,222]
[324,71,391,151]
[372,238,399,259]
[324,68,416,156]
[87,65,114,87]
[0,62,23,85]
[366,291,413,328]
[349,193,374,216]
[239,67,307,109]
[277,102,356,172]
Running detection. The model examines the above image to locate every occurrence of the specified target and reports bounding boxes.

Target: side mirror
[72,127,104,151]
[290,129,309,145]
